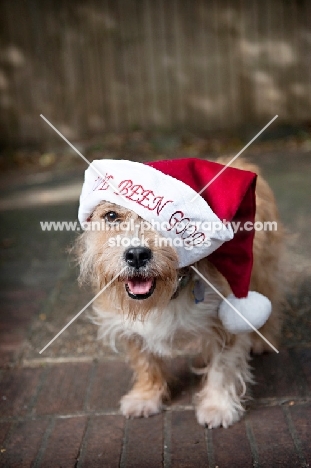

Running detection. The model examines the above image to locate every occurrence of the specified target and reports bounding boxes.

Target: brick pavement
[0,151,311,467]
[0,352,310,467]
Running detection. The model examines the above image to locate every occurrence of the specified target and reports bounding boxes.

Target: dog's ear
[69,232,91,286]
[195,259,229,291]
[69,233,84,263]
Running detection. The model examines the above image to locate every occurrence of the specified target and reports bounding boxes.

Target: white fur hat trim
[78,159,233,268]
[219,292,272,334]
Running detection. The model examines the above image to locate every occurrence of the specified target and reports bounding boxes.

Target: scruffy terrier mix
[75,157,284,428]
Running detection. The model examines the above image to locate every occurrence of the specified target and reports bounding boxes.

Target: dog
[74,157,284,428]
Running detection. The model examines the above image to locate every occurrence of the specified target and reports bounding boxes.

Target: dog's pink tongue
[127,278,153,294]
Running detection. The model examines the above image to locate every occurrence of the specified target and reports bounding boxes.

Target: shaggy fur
[74,158,284,428]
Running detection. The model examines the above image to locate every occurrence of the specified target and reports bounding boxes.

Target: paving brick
[0,333,25,367]
[248,406,301,467]
[289,403,311,465]
[0,419,49,468]
[171,411,207,467]
[0,367,43,417]
[212,420,253,467]
[87,360,132,411]
[37,416,87,468]
[126,414,163,468]
[0,288,46,366]
[34,363,92,415]
[78,415,124,468]
[252,349,305,399]
[294,348,311,391]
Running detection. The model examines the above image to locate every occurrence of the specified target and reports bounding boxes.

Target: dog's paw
[195,391,243,428]
[120,391,163,418]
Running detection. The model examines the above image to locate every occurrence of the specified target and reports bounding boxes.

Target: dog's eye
[104,211,121,223]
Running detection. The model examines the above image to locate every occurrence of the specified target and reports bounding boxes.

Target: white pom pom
[218,291,272,334]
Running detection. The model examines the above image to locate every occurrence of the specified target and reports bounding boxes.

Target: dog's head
[75,201,180,317]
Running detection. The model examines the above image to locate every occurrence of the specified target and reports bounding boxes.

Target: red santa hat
[78,158,271,333]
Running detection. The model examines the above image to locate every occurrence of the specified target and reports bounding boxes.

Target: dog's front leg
[195,335,252,429]
[120,339,168,418]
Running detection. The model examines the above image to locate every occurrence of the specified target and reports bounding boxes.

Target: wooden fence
[0,0,310,147]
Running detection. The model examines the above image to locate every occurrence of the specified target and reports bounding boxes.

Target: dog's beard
[75,228,179,318]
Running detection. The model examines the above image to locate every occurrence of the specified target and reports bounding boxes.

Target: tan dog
[75,158,284,428]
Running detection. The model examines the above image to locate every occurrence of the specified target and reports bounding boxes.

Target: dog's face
[76,201,179,317]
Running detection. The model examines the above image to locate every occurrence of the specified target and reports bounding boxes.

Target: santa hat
[78,158,271,334]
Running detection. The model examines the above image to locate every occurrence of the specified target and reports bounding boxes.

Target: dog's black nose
[124,247,152,269]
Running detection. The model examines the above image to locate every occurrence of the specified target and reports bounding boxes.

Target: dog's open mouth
[125,277,156,300]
